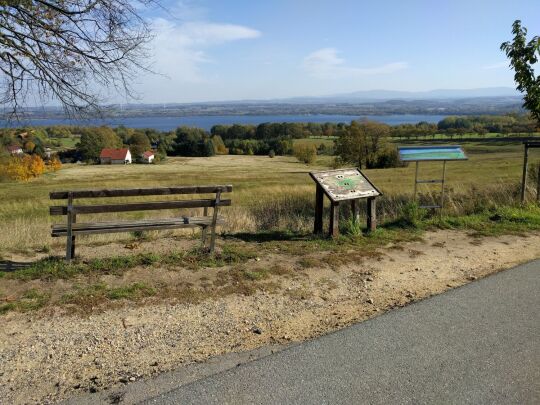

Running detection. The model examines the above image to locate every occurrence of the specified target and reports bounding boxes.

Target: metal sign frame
[309,168,382,237]
[398,146,468,210]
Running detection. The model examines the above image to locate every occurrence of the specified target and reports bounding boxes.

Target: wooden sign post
[310,168,382,238]
[521,141,540,203]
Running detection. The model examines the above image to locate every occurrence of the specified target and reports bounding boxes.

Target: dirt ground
[1,229,540,404]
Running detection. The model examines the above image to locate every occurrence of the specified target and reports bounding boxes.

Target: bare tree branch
[0,0,157,118]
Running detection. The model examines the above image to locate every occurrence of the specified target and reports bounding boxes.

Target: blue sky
[130,0,540,103]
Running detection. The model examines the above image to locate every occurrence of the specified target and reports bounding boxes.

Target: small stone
[366,277,373,282]
[150,361,159,367]
[129,377,136,382]
[251,326,262,335]
[366,298,374,304]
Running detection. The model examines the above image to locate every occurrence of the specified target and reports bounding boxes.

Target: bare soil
[1,230,540,404]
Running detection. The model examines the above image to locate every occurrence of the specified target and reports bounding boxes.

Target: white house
[6,145,23,155]
[141,150,155,163]
[100,148,131,164]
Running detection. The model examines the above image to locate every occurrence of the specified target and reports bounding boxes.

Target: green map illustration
[311,169,381,202]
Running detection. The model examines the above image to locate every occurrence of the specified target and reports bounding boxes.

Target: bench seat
[51,216,224,237]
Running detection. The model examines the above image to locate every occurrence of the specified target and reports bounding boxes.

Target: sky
[127,0,540,103]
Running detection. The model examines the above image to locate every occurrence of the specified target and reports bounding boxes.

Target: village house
[99,148,131,164]
[141,151,155,163]
[6,145,23,155]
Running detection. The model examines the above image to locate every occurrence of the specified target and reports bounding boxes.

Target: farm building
[100,148,131,164]
[141,151,155,163]
[6,145,23,155]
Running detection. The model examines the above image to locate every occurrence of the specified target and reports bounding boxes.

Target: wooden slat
[50,199,231,216]
[50,185,233,200]
[51,217,224,237]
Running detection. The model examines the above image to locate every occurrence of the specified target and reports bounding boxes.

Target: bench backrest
[50,185,232,216]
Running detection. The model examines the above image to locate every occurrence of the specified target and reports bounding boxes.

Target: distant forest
[0,113,537,169]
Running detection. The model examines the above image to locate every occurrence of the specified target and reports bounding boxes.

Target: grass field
[0,140,539,255]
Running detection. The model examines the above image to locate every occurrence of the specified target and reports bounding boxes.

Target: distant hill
[279,87,520,103]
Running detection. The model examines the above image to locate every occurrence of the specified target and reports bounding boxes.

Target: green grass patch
[425,205,540,236]
[2,244,258,281]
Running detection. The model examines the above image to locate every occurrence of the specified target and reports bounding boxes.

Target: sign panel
[310,168,381,202]
[398,146,467,162]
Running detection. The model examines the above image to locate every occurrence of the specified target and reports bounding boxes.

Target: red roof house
[100,148,131,164]
[141,150,155,163]
[6,145,23,155]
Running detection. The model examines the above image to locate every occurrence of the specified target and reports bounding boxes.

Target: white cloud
[303,48,408,79]
[138,17,261,92]
[482,61,508,70]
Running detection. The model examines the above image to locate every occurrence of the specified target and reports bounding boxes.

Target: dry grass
[0,142,538,255]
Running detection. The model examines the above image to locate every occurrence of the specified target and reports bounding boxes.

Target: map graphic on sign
[310,168,381,202]
[398,146,467,162]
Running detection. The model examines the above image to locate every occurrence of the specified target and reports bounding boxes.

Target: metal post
[414,161,419,199]
[521,145,529,203]
[537,165,540,203]
[440,160,447,211]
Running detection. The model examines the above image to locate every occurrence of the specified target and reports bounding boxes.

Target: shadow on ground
[224,231,313,243]
[0,261,34,272]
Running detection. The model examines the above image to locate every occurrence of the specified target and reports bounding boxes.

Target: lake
[1,114,448,131]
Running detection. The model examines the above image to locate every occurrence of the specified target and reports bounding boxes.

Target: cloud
[142,18,261,85]
[482,61,508,70]
[303,48,408,79]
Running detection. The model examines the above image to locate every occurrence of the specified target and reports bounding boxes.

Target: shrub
[293,144,317,164]
[4,154,46,181]
[268,150,276,158]
[47,156,62,171]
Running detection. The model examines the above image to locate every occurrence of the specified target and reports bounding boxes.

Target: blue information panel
[398,146,467,162]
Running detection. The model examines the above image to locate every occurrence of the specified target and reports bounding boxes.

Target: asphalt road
[145,260,540,405]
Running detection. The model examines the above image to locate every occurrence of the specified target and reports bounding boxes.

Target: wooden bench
[50,185,232,261]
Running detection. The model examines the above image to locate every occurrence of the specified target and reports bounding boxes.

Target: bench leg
[66,193,75,262]
[201,207,208,248]
[209,191,221,254]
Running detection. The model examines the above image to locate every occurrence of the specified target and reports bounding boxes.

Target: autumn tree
[501,20,540,124]
[5,154,45,180]
[0,0,155,117]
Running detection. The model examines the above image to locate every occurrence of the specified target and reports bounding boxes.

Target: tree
[78,126,122,161]
[293,143,317,164]
[173,127,215,157]
[128,132,151,159]
[0,0,154,117]
[501,20,540,124]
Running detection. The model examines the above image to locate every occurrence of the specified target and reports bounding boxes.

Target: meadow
[0,140,539,256]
